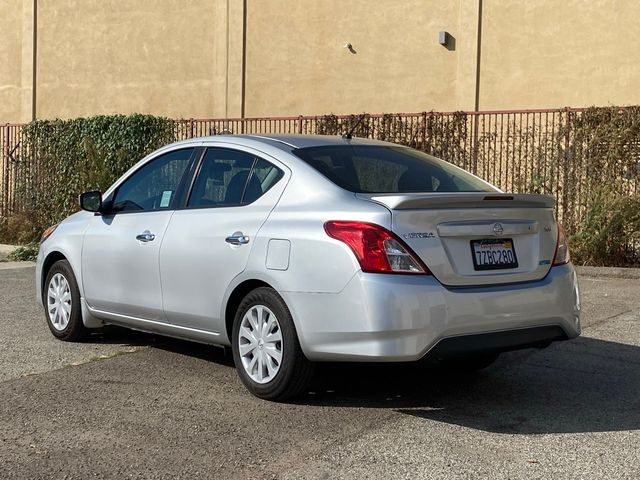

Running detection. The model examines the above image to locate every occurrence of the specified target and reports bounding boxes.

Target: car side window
[243,158,284,204]
[112,148,193,213]
[187,149,283,208]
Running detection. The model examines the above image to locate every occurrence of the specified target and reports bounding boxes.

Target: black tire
[43,259,89,342]
[231,287,314,401]
[439,352,500,373]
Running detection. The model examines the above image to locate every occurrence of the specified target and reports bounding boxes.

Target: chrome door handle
[225,232,250,245]
[136,231,156,242]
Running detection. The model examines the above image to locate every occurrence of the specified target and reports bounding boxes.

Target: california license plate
[471,238,518,271]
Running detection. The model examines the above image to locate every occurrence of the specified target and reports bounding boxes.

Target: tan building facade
[1,0,640,124]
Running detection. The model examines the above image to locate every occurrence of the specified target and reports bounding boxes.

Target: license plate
[471,238,518,271]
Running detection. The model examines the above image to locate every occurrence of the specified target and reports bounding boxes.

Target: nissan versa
[36,134,581,400]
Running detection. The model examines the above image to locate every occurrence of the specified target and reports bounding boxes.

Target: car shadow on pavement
[83,325,163,348]
[89,326,237,367]
[299,336,640,435]
[156,337,236,367]
[94,328,640,435]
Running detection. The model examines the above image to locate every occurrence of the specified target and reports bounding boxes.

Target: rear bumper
[426,325,567,360]
[281,263,581,362]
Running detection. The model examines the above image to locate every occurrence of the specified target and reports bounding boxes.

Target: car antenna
[342,113,367,140]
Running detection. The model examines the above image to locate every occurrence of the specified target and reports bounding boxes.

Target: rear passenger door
[159,146,287,333]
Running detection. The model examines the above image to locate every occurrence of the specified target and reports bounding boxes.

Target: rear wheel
[231,287,313,401]
[44,260,89,341]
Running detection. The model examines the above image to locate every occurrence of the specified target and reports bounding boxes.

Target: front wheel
[231,287,313,401]
[43,259,89,341]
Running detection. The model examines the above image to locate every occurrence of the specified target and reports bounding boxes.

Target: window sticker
[160,190,172,208]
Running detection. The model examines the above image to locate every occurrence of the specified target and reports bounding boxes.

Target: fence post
[1,125,9,217]
[188,118,194,139]
[562,108,572,228]
[471,114,480,175]
[1,126,4,217]
[420,112,427,150]
[298,115,303,134]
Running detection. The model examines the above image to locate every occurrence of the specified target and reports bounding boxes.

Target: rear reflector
[324,221,429,274]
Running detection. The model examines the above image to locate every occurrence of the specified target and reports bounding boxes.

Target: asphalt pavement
[1,266,638,479]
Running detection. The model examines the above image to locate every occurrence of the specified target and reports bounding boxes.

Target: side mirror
[79,190,103,213]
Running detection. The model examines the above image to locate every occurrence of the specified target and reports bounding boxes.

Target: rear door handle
[136,231,156,242]
[225,232,250,245]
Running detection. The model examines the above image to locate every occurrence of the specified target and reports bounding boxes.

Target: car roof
[176,134,397,152]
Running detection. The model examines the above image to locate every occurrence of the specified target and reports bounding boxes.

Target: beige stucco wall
[1,0,640,124]
[244,0,462,116]
[35,0,221,121]
[478,0,640,110]
[0,0,27,123]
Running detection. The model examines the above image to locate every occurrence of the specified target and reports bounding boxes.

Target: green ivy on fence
[0,108,638,266]
[563,107,640,266]
[2,114,175,242]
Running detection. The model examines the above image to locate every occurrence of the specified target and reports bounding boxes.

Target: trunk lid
[358,192,558,286]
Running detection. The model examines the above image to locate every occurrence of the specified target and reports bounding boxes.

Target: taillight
[324,221,429,274]
[552,224,571,266]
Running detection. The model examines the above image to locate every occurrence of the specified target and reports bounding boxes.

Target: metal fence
[172,107,639,233]
[3,108,639,235]
[0,124,23,218]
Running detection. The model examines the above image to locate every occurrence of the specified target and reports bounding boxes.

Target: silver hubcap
[238,305,283,384]
[47,273,72,331]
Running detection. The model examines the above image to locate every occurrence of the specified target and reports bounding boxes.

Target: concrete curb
[576,265,640,280]
[0,261,36,270]
[0,244,17,263]
[0,244,17,254]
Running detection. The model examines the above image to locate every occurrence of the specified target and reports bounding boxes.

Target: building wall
[479,0,640,110]
[34,0,224,121]
[1,0,640,124]
[244,0,463,116]
[0,0,27,123]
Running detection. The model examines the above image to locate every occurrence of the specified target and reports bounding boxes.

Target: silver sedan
[36,135,581,400]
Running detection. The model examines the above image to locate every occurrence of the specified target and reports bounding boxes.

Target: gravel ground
[0,266,638,479]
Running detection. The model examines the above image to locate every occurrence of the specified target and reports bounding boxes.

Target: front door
[160,147,287,332]
[81,148,195,320]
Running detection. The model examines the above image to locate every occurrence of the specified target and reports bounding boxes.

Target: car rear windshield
[293,145,497,193]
